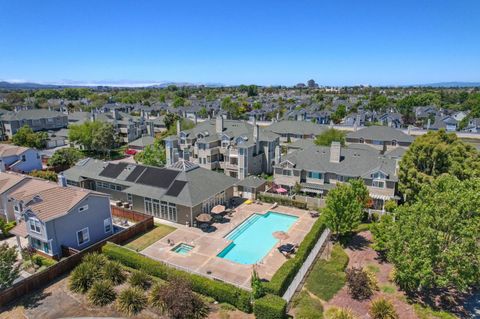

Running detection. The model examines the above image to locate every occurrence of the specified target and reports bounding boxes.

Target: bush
[369,298,399,319]
[325,307,358,319]
[87,280,116,306]
[253,294,287,319]
[128,270,150,289]
[364,268,379,292]
[0,220,16,237]
[117,286,147,316]
[32,254,56,268]
[29,170,58,182]
[69,262,102,293]
[102,242,252,312]
[345,267,373,300]
[82,252,108,269]
[264,218,327,295]
[102,260,126,285]
[257,193,307,209]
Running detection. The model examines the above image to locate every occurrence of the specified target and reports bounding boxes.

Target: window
[144,197,153,214]
[168,203,177,222]
[104,218,112,233]
[78,205,89,213]
[391,140,397,146]
[307,171,323,180]
[29,219,41,233]
[282,169,292,176]
[372,180,385,188]
[153,199,160,217]
[160,201,168,219]
[371,171,387,179]
[21,155,26,162]
[77,228,90,245]
[127,193,132,203]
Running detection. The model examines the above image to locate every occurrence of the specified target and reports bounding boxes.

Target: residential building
[62,158,238,225]
[273,142,399,211]
[346,126,414,152]
[6,172,112,258]
[165,117,280,179]
[0,144,42,173]
[0,109,68,139]
[264,120,327,143]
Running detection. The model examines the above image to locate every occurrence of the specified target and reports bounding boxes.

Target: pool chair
[278,243,296,255]
[309,211,319,218]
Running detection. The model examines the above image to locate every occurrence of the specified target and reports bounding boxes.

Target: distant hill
[0,81,66,89]
[0,80,225,89]
[414,82,480,88]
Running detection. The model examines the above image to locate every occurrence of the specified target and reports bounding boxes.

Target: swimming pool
[217,211,298,264]
[172,243,194,255]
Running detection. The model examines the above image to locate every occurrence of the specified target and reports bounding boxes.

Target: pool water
[172,243,194,255]
[217,211,298,264]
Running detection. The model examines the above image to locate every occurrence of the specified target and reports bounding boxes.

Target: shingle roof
[347,126,414,143]
[0,144,30,157]
[1,109,66,121]
[265,120,328,136]
[129,136,155,148]
[0,172,27,194]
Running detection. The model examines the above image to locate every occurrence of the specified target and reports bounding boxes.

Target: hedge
[264,217,327,295]
[258,193,307,209]
[253,294,287,319]
[102,242,252,312]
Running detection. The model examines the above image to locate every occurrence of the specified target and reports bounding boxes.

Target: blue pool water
[217,211,298,264]
[172,243,193,255]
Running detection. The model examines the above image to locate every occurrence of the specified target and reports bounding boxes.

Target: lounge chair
[309,211,319,218]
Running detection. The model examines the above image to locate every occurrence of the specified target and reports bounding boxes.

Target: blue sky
[1,0,479,86]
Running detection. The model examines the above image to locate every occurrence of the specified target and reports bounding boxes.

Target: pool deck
[141,203,316,289]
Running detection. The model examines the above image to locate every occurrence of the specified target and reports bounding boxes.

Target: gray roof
[347,126,414,143]
[236,175,266,189]
[63,158,238,207]
[129,136,155,148]
[279,144,397,181]
[1,109,67,121]
[265,120,328,136]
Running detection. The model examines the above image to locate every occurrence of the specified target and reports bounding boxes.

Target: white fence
[282,228,331,302]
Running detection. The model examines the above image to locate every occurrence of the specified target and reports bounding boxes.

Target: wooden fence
[0,210,153,307]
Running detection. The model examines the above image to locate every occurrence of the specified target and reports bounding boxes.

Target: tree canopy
[314,128,346,146]
[48,147,83,168]
[0,243,20,291]
[134,139,166,167]
[372,175,480,292]
[398,129,480,201]
[12,125,48,149]
[69,121,118,153]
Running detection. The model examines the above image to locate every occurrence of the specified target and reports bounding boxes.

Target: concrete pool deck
[141,203,316,289]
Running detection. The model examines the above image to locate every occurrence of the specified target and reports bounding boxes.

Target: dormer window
[391,139,397,146]
[29,219,41,233]
[359,138,365,143]
[371,171,387,179]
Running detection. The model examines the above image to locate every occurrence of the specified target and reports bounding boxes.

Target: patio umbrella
[273,231,289,240]
[276,187,288,194]
[196,213,213,223]
[211,205,226,215]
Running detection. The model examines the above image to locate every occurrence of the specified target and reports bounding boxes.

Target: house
[414,106,438,120]
[346,126,414,152]
[235,175,267,200]
[128,135,155,151]
[0,173,29,222]
[464,118,480,133]
[0,144,42,173]
[7,172,112,259]
[62,158,238,225]
[273,142,398,211]
[165,117,280,179]
[264,120,327,143]
[94,109,147,143]
[378,112,404,128]
[428,115,458,132]
[0,109,68,139]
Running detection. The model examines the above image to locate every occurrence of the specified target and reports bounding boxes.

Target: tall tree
[314,129,346,146]
[92,123,117,155]
[48,147,83,168]
[0,243,20,291]
[323,183,363,236]
[134,139,166,167]
[12,125,48,149]
[398,130,480,201]
[373,175,480,292]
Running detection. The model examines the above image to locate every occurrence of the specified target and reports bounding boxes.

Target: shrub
[264,218,327,295]
[257,193,307,209]
[0,220,16,237]
[253,294,287,319]
[325,307,358,319]
[102,242,252,312]
[82,252,108,270]
[117,286,147,316]
[149,277,209,319]
[345,267,373,300]
[32,254,56,268]
[87,280,116,306]
[128,270,150,289]
[29,170,57,182]
[365,268,379,292]
[102,260,126,285]
[69,262,102,293]
[369,298,399,319]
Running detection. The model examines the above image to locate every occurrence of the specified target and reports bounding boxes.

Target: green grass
[292,291,324,319]
[413,303,457,319]
[125,223,176,251]
[366,263,380,273]
[380,284,396,294]
[305,244,349,301]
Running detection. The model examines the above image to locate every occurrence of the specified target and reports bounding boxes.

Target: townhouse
[0,109,68,139]
[0,144,42,173]
[346,126,414,152]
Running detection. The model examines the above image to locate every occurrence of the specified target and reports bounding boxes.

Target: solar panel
[136,167,179,188]
[165,180,187,197]
[125,166,147,182]
[99,162,128,178]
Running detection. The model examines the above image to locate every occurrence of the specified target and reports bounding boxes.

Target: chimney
[353,121,358,132]
[407,125,412,135]
[254,124,260,155]
[112,108,119,121]
[276,112,280,121]
[176,120,181,136]
[216,116,223,134]
[194,113,198,125]
[274,145,281,165]
[58,172,67,187]
[329,120,334,128]
[147,121,155,137]
[330,142,341,163]
[427,118,431,130]
[90,109,96,121]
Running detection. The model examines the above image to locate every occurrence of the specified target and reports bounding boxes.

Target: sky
[1,0,480,86]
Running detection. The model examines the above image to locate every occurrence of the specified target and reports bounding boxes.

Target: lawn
[292,291,324,319]
[125,223,176,251]
[305,244,349,301]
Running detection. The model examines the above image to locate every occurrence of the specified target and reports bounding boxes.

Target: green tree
[172,96,186,108]
[247,85,258,97]
[252,101,263,110]
[398,130,480,201]
[0,243,20,291]
[92,123,117,155]
[323,183,363,236]
[348,178,370,208]
[69,121,117,153]
[47,147,83,168]
[331,105,347,124]
[163,113,179,131]
[221,96,242,119]
[12,125,48,149]
[198,107,208,118]
[314,129,346,146]
[374,175,480,292]
[134,139,166,167]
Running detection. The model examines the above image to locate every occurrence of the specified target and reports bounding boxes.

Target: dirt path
[324,231,418,319]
